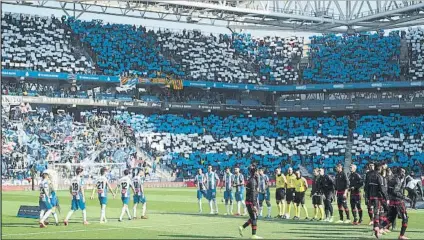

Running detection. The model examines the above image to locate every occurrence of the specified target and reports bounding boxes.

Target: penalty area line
[2,220,227,237]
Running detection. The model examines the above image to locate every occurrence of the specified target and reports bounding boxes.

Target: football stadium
[2,0,424,239]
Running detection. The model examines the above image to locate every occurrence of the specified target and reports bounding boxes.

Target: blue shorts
[258,189,271,202]
[235,188,244,202]
[133,195,146,204]
[39,196,52,211]
[121,196,130,205]
[71,197,86,211]
[197,190,207,200]
[207,189,216,200]
[224,190,233,201]
[99,196,108,205]
[50,192,59,207]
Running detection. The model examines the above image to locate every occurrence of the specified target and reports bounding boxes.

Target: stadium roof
[4,0,424,33]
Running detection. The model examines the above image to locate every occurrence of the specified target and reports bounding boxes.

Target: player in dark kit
[378,165,390,235]
[320,168,335,222]
[311,168,324,221]
[365,163,387,238]
[238,165,262,239]
[349,164,363,225]
[364,162,375,225]
[335,164,351,223]
[386,168,411,240]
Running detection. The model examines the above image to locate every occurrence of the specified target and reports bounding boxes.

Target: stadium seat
[1,13,93,73]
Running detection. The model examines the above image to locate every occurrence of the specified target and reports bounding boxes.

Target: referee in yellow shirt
[294,170,309,220]
[284,167,297,219]
[275,168,287,218]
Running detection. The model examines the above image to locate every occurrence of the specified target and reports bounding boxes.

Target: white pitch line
[2,220,227,237]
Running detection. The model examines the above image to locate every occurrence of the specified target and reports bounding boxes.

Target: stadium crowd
[2,100,424,182]
[4,13,424,85]
[1,105,139,184]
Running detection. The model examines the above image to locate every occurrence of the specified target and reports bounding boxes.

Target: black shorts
[286,188,295,202]
[312,195,323,205]
[337,192,347,206]
[276,188,285,201]
[350,194,361,205]
[294,191,305,205]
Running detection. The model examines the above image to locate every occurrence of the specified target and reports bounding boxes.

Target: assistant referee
[275,168,287,218]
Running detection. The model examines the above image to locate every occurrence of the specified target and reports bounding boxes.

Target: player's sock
[82,210,87,222]
[243,202,247,215]
[282,202,286,216]
[214,199,218,213]
[101,205,106,222]
[209,201,213,213]
[41,210,52,222]
[230,203,233,214]
[277,203,282,216]
[352,209,357,222]
[242,219,251,228]
[358,209,363,221]
[125,206,131,219]
[314,207,318,219]
[345,209,350,220]
[142,203,146,217]
[259,206,263,217]
[319,206,325,219]
[65,210,74,221]
[119,207,126,221]
[39,210,45,221]
[198,200,203,213]
[293,204,298,217]
[52,212,59,224]
[133,205,137,218]
[303,205,309,218]
[237,201,241,214]
[288,204,292,216]
[225,204,229,214]
[267,206,272,217]
[297,205,301,218]
[339,209,344,221]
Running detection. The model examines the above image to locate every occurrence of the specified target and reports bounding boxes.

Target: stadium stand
[407,27,424,80]
[1,106,137,183]
[352,114,424,172]
[1,13,94,73]
[2,13,424,182]
[2,102,424,180]
[304,32,401,83]
[5,13,424,84]
[67,18,184,77]
[116,113,348,176]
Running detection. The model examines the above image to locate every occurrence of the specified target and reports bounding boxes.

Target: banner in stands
[222,105,275,112]
[1,69,120,83]
[182,80,424,92]
[3,69,424,93]
[17,205,40,219]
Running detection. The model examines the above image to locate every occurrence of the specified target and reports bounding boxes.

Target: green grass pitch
[2,188,424,239]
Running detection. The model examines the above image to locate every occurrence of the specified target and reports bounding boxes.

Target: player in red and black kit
[349,164,363,225]
[365,162,388,238]
[364,162,375,225]
[238,165,262,239]
[378,164,390,235]
[335,163,351,223]
[386,168,411,240]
